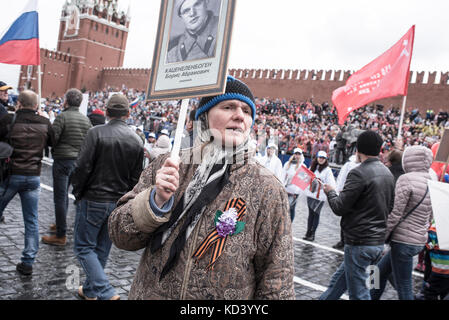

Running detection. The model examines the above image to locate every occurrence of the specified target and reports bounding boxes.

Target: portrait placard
[79,94,89,116]
[146,0,236,101]
[435,129,449,163]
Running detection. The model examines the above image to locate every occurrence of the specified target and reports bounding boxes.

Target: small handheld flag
[130,97,141,109]
[291,165,316,191]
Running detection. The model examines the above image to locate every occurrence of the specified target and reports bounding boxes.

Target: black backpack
[0,113,17,187]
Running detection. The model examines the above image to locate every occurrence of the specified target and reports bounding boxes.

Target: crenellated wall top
[41,48,72,63]
[229,68,449,85]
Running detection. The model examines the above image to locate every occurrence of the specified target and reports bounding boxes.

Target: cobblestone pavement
[0,162,423,300]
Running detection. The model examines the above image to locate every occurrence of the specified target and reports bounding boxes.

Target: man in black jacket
[0,81,12,117]
[437,109,448,127]
[319,130,395,300]
[71,94,144,300]
[0,90,55,275]
[335,127,347,165]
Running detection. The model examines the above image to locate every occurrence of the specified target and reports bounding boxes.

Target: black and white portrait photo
[167,0,221,63]
[148,0,235,101]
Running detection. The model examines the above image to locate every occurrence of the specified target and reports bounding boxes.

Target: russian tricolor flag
[130,97,141,108]
[0,0,40,66]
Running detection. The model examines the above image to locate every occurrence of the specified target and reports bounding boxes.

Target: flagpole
[37,64,42,108]
[397,95,407,140]
[441,152,449,182]
[171,98,189,160]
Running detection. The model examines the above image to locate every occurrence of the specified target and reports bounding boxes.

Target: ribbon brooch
[192,198,246,271]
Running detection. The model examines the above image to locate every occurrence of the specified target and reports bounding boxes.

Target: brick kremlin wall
[228,69,449,112]
[101,67,151,92]
[100,67,449,112]
[19,49,75,98]
[23,61,449,113]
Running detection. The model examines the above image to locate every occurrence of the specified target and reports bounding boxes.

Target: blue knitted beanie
[195,76,256,125]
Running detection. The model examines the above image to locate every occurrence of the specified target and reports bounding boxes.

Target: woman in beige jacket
[371,145,434,300]
[108,77,295,300]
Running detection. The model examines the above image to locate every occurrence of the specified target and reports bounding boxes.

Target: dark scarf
[150,163,231,280]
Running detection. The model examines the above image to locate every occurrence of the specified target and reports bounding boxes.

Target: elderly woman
[108,76,295,300]
[371,145,433,300]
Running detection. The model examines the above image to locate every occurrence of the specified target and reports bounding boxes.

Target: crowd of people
[32,84,449,169]
[252,98,448,165]
[1,76,449,300]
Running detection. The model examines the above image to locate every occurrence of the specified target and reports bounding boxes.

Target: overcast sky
[1,0,449,91]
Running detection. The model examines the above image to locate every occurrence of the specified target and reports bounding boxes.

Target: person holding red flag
[303,151,336,242]
[283,148,305,222]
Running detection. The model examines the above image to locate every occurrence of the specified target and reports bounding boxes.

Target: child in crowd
[416,220,449,300]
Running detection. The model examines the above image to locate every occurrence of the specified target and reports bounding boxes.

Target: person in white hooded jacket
[303,151,336,241]
[283,148,305,222]
[259,143,284,182]
[332,154,360,249]
[150,134,172,161]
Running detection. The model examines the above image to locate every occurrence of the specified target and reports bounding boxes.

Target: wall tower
[57,0,131,90]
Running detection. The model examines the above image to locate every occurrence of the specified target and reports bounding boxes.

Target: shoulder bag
[385,186,429,244]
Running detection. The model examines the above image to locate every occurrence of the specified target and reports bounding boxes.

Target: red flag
[291,165,316,191]
[332,26,415,125]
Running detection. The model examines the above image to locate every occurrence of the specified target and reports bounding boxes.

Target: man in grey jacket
[42,88,92,246]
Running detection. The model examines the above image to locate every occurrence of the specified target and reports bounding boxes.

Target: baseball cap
[293,148,303,154]
[0,81,12,91]
[160,129,170,136]
[106,93,129,111]
[267,143,278,150]
[317,151,328,159]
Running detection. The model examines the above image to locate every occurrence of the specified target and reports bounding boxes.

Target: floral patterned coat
[108,145,295,300]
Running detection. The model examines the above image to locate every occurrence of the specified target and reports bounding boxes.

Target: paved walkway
[0,162,423,300]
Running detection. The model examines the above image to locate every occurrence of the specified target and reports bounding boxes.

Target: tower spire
[126,2,131,20]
